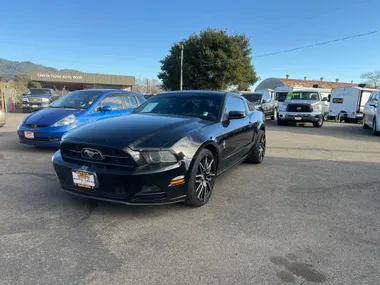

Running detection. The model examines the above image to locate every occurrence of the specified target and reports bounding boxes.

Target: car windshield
[134,94,222,121]
[241,93,263,103]
[286,92,319,101]
[49,91,103,109]
[27,89,52,96]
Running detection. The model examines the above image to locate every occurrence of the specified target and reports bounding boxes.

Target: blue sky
[1,0,379,85]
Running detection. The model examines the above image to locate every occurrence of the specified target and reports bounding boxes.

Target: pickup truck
[22,88,60,113]
[277,89,329,127]
[241,91,278,120]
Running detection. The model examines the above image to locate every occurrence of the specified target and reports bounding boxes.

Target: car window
[125,95,139,108]
[263,93,270,101]
[373,93,379,101]
[226,97,246,114]
[101,94,125,110]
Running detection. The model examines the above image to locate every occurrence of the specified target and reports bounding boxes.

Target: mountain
[0,58,81,79]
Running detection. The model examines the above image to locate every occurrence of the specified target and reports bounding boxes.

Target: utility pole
[180,45,184,90]
[146,79,149,94]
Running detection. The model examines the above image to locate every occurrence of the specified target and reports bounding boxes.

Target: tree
[158,28,258,91]
[27,80,42,89]
[133,78,164,94]
[12,74,30,94]
[360,71,380,88]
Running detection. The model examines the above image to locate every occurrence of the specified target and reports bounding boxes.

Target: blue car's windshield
[50,91,103,109]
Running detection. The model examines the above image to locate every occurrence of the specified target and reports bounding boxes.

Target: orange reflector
[170,178,185,185]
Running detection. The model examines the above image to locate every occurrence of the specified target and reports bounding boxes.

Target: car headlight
[312,104,322,111]
[279,103,288,110]
[254,105,261,110]
[42,98,50,102]
[141,151,177,164]
[52,114,76,127]
[22,98,29,102]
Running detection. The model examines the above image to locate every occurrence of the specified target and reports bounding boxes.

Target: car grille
[60,143,136,167]
[25,124,49,128]
[287,104,313,112]
[28,98,44,103]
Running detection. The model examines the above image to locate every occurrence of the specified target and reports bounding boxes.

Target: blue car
[17,89,146,147]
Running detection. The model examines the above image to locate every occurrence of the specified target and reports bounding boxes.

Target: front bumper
[52,151,189,205]
[17,124,74,147]
[22,103,49,111]
[278,111,322,122]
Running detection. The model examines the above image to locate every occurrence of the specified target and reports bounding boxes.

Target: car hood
[285,100,319,105]
[63,113,211,149]
[24,108,83,125]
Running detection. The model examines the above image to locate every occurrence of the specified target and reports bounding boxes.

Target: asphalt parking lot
[1,117,380,285]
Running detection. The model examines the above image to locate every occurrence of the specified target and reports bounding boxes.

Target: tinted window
[276,92,288,102]
[101,95,125,110]
[50,91,103,109]
[226,97,246,114]
[135,94,222,121]
[242,93,262,103]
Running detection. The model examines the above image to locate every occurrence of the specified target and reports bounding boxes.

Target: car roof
[158,90,228,97]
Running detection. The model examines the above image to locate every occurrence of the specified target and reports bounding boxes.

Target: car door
[367,93,378,126]
[218,96,253,170]
[363,93,373,126]
[91,93,130,120]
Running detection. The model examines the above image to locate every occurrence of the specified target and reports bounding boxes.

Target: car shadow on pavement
[266,121,378,143]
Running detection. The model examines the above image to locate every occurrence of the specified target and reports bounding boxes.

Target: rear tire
[373,118,379,136]
[246,130,266,164]
[363,115,369,129]
[185,149,216,207]
[313,116,324,128]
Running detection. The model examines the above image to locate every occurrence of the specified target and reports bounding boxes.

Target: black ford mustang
[52,91,266,207]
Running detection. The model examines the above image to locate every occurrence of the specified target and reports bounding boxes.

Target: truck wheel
[373,118,379,136]
[271,109,277,120]
[363,115,369,129]
[313,116,324,128]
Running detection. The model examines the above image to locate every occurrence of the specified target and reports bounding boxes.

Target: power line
[254,30,380,58]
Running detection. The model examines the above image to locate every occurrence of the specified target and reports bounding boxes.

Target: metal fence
[0,83,23,113]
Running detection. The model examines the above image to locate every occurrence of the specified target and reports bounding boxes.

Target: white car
[363,91,380,135]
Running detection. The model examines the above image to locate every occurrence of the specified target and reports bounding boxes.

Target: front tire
[313,116,323,128]
[246,130,266,164]
[271,109,277,120]
[363,115,369,129]
[277,119,287,126]
[373,118,379,136]
[185,149,216,207]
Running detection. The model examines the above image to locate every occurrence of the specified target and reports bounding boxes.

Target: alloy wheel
[258,133,266,161]
[195,155,216,202]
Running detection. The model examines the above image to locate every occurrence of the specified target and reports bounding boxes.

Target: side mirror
[322,97,328,101]
[228,111,246,120]
[101,105,112,112]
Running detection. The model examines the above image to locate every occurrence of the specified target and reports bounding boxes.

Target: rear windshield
[241,93,263,103]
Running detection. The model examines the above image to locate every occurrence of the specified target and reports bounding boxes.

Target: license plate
[72,171,96,189]
[295,116,302,121]
[24,131,34,139]
[32,105,38,108]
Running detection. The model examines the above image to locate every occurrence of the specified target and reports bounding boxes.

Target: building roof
[279,78,357,89]
[255,77,358,92]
